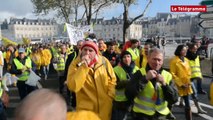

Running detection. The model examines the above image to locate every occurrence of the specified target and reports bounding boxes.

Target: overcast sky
[0,0,34,19]
[0,0,201,22]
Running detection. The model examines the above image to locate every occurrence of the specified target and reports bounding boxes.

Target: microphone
[77,61,86,67]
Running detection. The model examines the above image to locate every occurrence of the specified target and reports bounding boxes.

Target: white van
[30,38,42,44]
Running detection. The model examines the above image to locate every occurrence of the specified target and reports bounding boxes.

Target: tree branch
[129,0,152,25]
[91,1,108,15]
[83,0,88,16]
[79,10,86,25]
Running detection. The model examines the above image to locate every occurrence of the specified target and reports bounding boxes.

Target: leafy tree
[31,0,75,23]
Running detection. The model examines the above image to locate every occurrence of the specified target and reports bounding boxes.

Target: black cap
[120,51,132,59]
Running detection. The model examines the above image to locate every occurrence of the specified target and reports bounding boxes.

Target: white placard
[66,23,93,45]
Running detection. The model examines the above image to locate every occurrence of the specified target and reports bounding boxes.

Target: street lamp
[179,19,182,43]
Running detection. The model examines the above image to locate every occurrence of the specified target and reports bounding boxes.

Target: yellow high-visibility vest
[133,68,171,116]
[126,48,140,61]
[14,57,32,81]
[189,56,202,78]
[113,65,139,102]
[56,53,68,71]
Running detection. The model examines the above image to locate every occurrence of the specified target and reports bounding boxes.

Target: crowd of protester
[0,34,211,120]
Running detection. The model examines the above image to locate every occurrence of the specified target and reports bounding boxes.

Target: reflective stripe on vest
[134,100,168,113]
[114,65,138,102]
[189,56,202,78]
[56,54,68,71]
[133,68,171,116]
[14,57,32,81]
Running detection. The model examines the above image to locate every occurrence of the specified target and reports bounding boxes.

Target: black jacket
[102,51,119,67]
[10,56,32,76]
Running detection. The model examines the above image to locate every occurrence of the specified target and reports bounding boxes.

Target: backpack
[102,56,112,79]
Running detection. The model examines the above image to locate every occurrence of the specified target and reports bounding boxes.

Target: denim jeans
[191,77,203,92]
[43,65,49,76]
[191,82,198,100]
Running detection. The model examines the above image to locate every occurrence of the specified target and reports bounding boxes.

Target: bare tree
[73,0,83,26]
[31,0,115,25]
[82,0,114,25]
[120,0,152,43]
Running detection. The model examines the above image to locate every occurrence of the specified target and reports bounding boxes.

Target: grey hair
[77,40,83,44]
[148,47,164,57]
